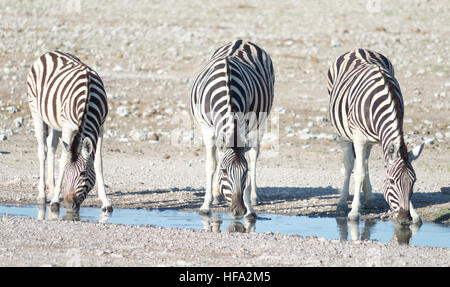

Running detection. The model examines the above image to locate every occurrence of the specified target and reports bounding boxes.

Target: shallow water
[0,203,449,248]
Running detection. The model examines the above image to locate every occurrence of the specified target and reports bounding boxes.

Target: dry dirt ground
[0,0,449,267]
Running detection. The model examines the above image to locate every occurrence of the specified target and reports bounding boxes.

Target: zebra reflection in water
[200,213,256,233]
[335,217,418,244]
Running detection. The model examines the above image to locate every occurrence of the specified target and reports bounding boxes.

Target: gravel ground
[1,216,449,267]
[0,0,449,266]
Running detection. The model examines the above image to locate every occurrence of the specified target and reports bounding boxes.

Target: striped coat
[327,48,423,224]
[191,40,274,218]
[27,51,111,213]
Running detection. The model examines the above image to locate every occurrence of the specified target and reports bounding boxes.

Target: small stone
[423,137,434,145]
[14,117,24,128]
[163,154,170,159]
[130,130,147,141]
[116,106,129,117]
[150,133,159,141]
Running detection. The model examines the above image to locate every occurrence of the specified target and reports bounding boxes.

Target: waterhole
[0,203,449,248]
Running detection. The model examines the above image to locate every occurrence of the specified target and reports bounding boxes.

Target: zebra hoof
[411,217,422,226]
[50,202,60,213]
[37,197,46,205]
[347,212,360,221]
[199,209,211,216]
[102,206,113,213]
[212,196,221,205]
[244,212,257,222]
[336,204,349,214]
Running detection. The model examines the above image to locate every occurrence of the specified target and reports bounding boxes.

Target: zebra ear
[81,137,93,158]
[387,142,397,161]
[408,143,424,163]
[59,138,70,153]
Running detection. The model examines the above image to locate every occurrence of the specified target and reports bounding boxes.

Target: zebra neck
[70,70,98,157]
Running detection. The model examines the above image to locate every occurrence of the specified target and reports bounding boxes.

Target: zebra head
[218,147,249,219]
[62,137,96,212]
[384,142,424,224]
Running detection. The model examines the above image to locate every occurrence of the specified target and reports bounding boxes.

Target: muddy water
[0,203,449,248]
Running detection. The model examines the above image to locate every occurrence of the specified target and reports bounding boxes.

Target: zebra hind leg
[362,145,374,209]
[31,110,48,204]
[337,141,354,213]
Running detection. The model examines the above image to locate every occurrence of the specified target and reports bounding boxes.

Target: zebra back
[27,51,108,154]
[191,40,275,148]
[328,48,403,150]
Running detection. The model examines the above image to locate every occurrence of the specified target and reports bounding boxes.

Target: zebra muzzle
[62,192,77,210]
[396,208,412,225]
[230,191,246,219]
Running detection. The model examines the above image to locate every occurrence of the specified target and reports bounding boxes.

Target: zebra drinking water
[327,48,423,224]
[27,51,112,213]
[190,40,275,219]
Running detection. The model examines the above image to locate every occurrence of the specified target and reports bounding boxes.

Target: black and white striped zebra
[328,48,423,224]
[27,51,112,213]
[190,40,275,219]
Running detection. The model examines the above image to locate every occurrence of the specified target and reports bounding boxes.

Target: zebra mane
[378,66,408,161]
[70,66,92,159]
[221,56,238,149]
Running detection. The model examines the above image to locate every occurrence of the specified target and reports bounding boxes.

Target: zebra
[27,51,112,213]
[190,40,275,219]
[327,48,424,224]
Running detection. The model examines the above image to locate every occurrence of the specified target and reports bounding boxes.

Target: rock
[14,117,24,128]
[6,106,17,113]
[129,130,148,141]
[116,106,129,117]
[163,154,170,159]
[0,134,7,141]
[423,137,434,145]
[331,39,341,47]
[150,133,159,141]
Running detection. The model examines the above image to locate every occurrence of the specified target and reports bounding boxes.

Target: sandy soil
[0,0,449,266]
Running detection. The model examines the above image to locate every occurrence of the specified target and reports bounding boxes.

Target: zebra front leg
[248,145,260,206]
[243,185,257,220]
[31,111,48,204]
[337,141,354,213]
[94,127,112,213]
[212,150,221,205]
[348,138,368,221]
[46,129,61,201]
[362,145,374,209]
[409,202,421,225]
[199,127,216,215]
[50,129,74,212]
